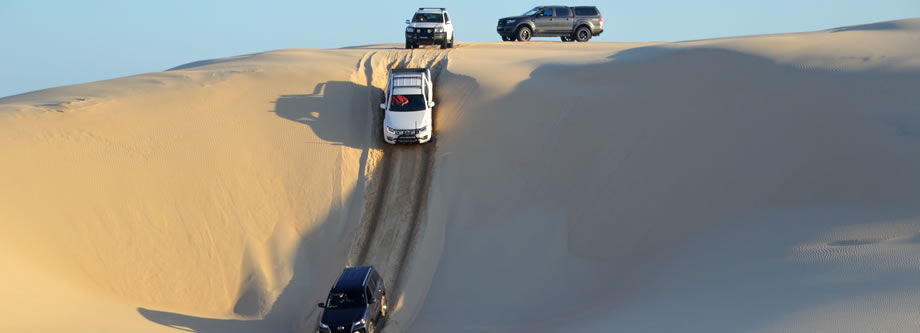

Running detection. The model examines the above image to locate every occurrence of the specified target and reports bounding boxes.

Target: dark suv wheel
[516,26,532,41]
[575,26,591,42]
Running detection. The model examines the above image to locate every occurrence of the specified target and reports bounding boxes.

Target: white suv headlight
[434,27,444,33]
[417,125,428,133]
[406,27,414,32]
[385,126,397,135]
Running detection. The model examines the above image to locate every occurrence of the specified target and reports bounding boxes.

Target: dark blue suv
[316,266,388,333]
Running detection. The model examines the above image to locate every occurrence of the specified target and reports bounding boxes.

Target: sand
[1,18,919,332]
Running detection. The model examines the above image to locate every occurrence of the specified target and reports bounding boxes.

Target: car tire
[440,38,448,49]
[405,40,412,49]
[561,36,572,42]
[575,26,591,42]
[380,294,388,318]
[447,34,454,48]
[366,320,376,333]
[502,36,513,42]
[516,26,532,41]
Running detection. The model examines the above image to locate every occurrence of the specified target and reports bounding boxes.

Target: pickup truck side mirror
[379,103,387,110]
[317,303,325,308]
[405,19,410,24]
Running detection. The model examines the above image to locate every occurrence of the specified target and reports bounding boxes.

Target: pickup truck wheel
[502,36,513,42]
[405,40,412,49]
[516,27,532,41]
[575,26,591,42]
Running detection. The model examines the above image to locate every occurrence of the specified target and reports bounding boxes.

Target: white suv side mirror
[379,103,387,110]
[429,101,436,108]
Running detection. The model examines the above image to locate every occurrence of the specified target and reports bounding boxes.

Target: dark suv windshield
[325,291,365,309]
[412,13,443,23]
[523,7,541,16]
[389,94,426,111]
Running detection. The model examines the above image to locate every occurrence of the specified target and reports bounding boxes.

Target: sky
[1,0,918,98]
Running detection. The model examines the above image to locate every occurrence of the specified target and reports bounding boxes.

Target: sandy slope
[2,18,920,332]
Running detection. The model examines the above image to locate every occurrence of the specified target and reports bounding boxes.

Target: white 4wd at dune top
[405,7,454,49]
[380,68,435,144]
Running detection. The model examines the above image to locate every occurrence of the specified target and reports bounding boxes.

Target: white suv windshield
[412,13,443,23]
[389,94,426,111]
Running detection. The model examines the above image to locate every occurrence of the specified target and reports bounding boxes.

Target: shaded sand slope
[1,18,919,333]
[411,19,920,332]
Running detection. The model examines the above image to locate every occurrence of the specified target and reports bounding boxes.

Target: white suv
[405,7,454,49]
[380,68,435,144]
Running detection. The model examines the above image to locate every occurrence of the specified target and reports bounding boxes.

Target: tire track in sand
[344,47,450,332]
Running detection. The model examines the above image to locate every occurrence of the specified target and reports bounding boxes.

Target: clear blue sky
[1,0,917,98]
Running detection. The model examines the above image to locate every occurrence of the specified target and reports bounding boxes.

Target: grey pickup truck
[497,6,603,42]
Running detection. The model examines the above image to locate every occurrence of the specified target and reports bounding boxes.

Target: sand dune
[2,18,919,332]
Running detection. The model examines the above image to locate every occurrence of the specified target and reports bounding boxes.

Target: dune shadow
[409,42,920,332]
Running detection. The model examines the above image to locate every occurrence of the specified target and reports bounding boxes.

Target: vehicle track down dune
[344,48,449,333]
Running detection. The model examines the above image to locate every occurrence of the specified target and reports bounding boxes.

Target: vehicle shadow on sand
[273,81,385,149]
[138,80,384,332]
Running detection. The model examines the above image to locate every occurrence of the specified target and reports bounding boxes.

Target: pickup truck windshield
[523,7,540,16]
[412,13,443,23]
[390,94,427,111]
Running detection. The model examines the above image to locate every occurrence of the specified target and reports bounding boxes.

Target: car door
[365,285,379,317]
[533,7,553,34]
[444,12,453,39]
[553,7,573,33]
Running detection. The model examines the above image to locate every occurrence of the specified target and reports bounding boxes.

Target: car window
[541,8,553,16]
[574,7,598,16]
[444,13,450,22]
[389,94,426,111]
[523,7,540,16]
[412,13,444,23]
[325,292,365,309]
[557,7,571,17]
